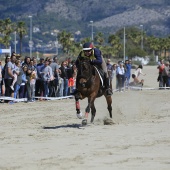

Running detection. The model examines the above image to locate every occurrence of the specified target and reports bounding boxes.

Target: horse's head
[77,59,94,88]
[78,59,92,77]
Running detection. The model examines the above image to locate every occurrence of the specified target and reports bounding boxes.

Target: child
[30,68,37,101]
[10,60,20,91]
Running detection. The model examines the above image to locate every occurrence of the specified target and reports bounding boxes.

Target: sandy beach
[0,66,170,170]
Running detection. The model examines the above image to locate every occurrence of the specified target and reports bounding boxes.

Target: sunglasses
[84,50,92,53]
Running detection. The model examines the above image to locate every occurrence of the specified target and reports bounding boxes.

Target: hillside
[0,0,170,36]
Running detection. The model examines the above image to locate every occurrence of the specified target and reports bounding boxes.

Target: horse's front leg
[105,95,112,118]
[75,98,83,119]
[82,100,91,126]
[82,96,96,125]
[90,101,96,123]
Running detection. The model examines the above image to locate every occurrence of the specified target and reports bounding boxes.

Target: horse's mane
[77,60,95,78]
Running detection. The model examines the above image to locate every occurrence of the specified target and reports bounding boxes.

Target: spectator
[40,57,53,98]
[49,56,59,97]
[0,60,3,96]
[59,61,69,96]
[10,60,20,91]
[13,60,22,99]
[157,59,165,88]
[106,59,113,85]
[162,61,169,88]
[19,65,28,98]
[30,59,37,101]
[112,64,117,90]
[116,62,125,92]
[4,54,16,100]
[133,65,146,78]
[22,56,32,102]
[35,58,44,98]
[124,59,132,88]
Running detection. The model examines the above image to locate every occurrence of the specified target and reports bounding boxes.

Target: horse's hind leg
[105,95,112,118]
[86,97,96,123]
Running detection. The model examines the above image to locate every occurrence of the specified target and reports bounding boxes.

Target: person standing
[106,59,114,87]
[0,60,3,96]
[116,62,125,92]
[59,61,69,96]
[4,54,16,100]
[157,59,165,88]
[40,58,53,98]
[35,58,44,99]
[30,59,37,101]
[162,61,169,88]
[19,65,28,98]
[22,56,32,102]
[124,59,132,88]
[49,56,59,97]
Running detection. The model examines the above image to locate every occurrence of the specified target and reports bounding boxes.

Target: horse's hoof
[82,119,87,126]
[77,112,83,119]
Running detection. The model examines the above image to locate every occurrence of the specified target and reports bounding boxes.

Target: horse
[74,59,112,125]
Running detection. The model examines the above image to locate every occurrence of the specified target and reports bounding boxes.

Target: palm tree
[147,36,160,57]
[159,37,170,58]
[108,34,122,57]
[80,37,91,45]
[94,32,105,45]
[0,18,14,48]
[15,21,27,56]
[58,30,74,54]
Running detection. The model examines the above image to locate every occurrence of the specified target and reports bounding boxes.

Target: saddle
[93,66,104,87]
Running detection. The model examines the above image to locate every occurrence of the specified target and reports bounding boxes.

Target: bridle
[77,60,93,88]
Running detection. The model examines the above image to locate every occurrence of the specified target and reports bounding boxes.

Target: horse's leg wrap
[76,101,80,110]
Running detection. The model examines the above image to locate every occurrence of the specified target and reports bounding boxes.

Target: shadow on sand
[43,124,84,129]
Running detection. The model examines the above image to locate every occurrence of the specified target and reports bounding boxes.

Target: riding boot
[105,78,113,96]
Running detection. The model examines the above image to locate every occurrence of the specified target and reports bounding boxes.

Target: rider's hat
[83,42,94,51]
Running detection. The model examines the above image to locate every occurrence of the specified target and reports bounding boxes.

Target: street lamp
[28,15,33,58]
[14,31,18,53]
[140,24,144,50]
[90,20,93,43]
[123,27,126,63]
[54,39,58,55]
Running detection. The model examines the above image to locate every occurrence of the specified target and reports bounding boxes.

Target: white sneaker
[10,86,14,91]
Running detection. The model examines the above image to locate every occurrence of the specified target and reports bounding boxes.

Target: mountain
[0,0,170,37]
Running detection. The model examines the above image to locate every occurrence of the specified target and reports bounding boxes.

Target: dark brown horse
[74,59,112,125]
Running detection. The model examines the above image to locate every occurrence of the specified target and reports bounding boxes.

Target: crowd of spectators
[106,59,133,92]
[1,54,168,103]
[157,59,170,88]
[0,52,77,103]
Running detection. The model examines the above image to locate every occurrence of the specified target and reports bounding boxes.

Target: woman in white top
[116,62,125,92]
[134,65,146,78]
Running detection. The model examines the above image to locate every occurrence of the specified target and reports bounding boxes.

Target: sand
[0,66,170,170]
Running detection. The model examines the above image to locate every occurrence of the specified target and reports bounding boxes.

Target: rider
[73,42,113,96]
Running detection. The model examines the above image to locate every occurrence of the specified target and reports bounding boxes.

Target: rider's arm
[92,48,102,65]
